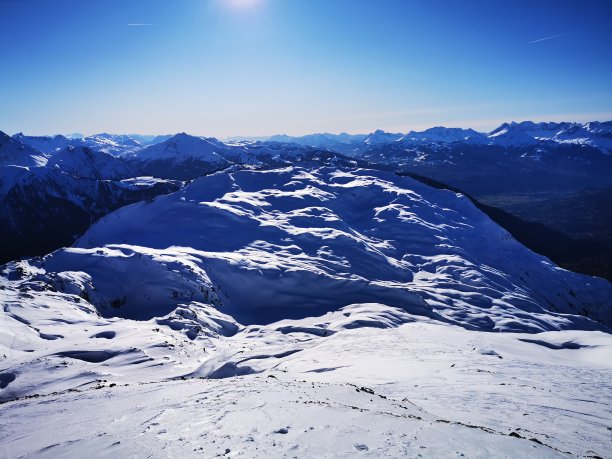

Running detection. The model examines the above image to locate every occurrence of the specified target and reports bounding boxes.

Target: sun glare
[225,0,262,10]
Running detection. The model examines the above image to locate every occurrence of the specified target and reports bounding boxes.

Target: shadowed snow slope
[1,166,611,457]
[49,166,609,331]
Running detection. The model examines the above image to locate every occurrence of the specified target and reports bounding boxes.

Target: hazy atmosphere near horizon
[1,1,612,458]
[1,0,612,136]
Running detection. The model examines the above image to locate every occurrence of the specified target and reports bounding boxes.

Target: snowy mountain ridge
[13,132,172,157]
[0,131,47,167]
[1,164,611,457]
[11,120,612,160]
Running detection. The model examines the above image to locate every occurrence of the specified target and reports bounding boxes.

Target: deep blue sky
[1,0,611,136]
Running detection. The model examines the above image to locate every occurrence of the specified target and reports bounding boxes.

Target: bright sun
[225,0,262,9]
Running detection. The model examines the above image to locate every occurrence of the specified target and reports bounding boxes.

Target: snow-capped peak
[487,120,612,152]
[1,131,48,167]
[46,145,133,179]
[401,126,487,144]
[133,132,229,162]
[363,129,404,145]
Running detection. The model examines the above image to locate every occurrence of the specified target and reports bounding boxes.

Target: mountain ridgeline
[1,121,612,280]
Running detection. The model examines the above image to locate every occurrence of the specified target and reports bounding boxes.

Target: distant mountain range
[2,120,611,279]
[12,120,612,156]
[11,132,173,156]
[239,121,612,154]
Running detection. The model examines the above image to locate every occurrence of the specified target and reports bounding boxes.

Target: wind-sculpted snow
[50,166,608,331]
[1,166,611,457]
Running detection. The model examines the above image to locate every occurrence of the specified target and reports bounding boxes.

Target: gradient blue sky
[1,0,611,136]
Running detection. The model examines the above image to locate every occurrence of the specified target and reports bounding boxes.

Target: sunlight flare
[224,0,262,10]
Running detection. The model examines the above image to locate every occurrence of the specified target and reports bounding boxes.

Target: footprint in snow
[479,349,503,358]
[354,443,369,451]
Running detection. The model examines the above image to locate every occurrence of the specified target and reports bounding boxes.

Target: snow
[63,166,610,330]
[133,133,230,163]
[486,121,612,152]
[117,176,179,190]
[1,298,610,457]
[401,127,488,144]
[14,133,147,156]
[0,132,47,168]
[363,129,404,145]
[0,374,572,458]
[45,145,134,179]
[267,132,367,148]
[1,131,611,457]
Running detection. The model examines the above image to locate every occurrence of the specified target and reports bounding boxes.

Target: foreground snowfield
[1,166,611,457]
[1,318,611,458]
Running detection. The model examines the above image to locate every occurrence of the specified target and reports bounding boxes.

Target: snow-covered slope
[1,165,611,457]
[129,133,367,179]
[0,156,179,265]
[0,130,186,264]
[46,145,134,180]
[76,133,143,156]
[11,133,74,156]
[14,132,172,157]
[488,121,612,152]
[2,316,610,457]
[260,121,612,155]
[402,126,488,144]
[134,133,229,162]
[363,129,404,145]
[267,132,367,153]
[130,133,233,179]
[4,166,609,332]
[0,131,47,167]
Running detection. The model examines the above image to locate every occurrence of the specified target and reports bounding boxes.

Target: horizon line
[5,117,612,139]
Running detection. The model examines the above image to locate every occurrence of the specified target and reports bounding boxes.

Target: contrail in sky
[528,33,565,44]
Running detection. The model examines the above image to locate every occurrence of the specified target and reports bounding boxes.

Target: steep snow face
[46,146,135,179]
[363,129,404,145]
[128,133,366,180]
[11,133,73,155]
[266,132,368,152]
[135,133,230,162]
[14,133,148,156]
[487,121,612,152]
[130,133,235,179]
[0,131,47,167]
[0,161,179,265]
[23,166,609,331]
[77,133,143,156]
[486,122,541,146]
[401,127,487,144]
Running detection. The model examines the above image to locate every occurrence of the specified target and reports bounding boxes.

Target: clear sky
[1,0,611,137]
